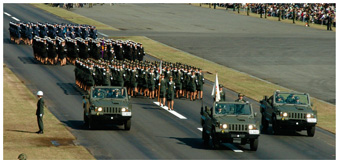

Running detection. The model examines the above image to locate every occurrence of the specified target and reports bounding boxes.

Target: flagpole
[157,60,162,103]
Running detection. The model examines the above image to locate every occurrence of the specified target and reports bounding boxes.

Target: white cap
[37,91,43,96]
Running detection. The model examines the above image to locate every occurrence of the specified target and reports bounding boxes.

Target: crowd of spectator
[214,3,335,29]
[250,3,335,27]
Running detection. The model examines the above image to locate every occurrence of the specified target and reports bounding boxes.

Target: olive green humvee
[200,101,260,151]
[83,86,132,130]
[260,90,317,136]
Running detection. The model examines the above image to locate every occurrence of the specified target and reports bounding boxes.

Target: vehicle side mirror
[311,102,313,107]
[264,96,268,101]
[254,112,257,117]
[128,96,131,100]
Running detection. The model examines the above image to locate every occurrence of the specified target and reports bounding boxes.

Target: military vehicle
[260,90,317,136]
[83,86,132,130]
[200,101,260,151]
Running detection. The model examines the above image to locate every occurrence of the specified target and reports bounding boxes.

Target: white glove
[40,114,42,117]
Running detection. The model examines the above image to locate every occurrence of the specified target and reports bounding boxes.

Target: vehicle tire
[202,128,210,146]
[250,138,259,151]
[272,116,279,135]
[83,112,88,126]
[261,115,269,131]
[212,130,220,149]
[88,118,95,130]
[124,119,131,130]
[307,126,315,137]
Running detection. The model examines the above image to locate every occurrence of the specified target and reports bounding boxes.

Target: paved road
[70,3,335,104]
[3,4,336,160]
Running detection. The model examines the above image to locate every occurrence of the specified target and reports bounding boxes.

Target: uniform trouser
[37,116,44,131]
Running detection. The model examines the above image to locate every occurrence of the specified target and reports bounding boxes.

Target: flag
[159,60,162,75]
[157,60,162,79]
[211,73,220,102]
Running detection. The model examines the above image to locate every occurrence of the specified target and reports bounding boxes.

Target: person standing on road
[36,91,44,134]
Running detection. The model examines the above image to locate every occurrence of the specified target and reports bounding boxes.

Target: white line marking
[12,17,20,21]
[4,12,11,16]
[97,32,108,37]
[154,102,187,119]
[224,143,243,153]
[197,128,243,152]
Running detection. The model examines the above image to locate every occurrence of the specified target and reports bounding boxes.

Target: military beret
[238,93,244,97]
[219,84,223,88]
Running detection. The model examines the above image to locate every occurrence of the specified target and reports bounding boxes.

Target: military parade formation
[75,58,205,109]
[9,21,205,110]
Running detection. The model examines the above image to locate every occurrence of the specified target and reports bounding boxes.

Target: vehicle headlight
[306,113,312,118]
[222,124,228,129]
[98,107,103,112]
[121,108,126,112]
[249,124,254,130]
[282,112,288,117]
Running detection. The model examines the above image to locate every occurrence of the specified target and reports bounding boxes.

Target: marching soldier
[167,76,175,110]
[196,68,204,100]
[159,74,167,107]
[129,65,138,96]
[148,68,156,99]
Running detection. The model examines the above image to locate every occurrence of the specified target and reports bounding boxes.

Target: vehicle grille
[229,124,248,132]
[288,112,306,120]
[103,107,121,114]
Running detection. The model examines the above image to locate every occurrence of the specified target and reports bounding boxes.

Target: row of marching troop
[32,36,146,66]
[9,21,98,45]
[9,21,146,66]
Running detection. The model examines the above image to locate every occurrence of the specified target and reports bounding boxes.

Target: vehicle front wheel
[250,138,258,151]
[83,112,88,126]
[88,118,96,130]
[124,119,131,130]
[307,126,315,137]
[261,115,269,131]
[212,130,221,149]
[202,128,210,146]
[272,116,280,135]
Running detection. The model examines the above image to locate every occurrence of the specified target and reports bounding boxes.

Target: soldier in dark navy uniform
[58,39,67,66]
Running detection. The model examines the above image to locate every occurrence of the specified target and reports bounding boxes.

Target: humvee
[260,91,317,136]
[83,86,132,130]
[200,101,260,151]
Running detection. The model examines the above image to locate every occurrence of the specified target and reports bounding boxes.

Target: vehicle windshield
[215,103,251,115]
[274,92,309,105]
[92,88,126,99]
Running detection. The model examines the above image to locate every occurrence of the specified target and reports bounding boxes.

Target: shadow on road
[61,120,125,131]
[57,83,83,95]
[7,129,37,134]
[18,56,39,64]
[261,127,308,137]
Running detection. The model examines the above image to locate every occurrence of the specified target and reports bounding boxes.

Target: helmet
[37,91,43,96]
[18,153,27,160]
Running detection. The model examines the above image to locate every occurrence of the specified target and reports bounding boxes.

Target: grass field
[30,4,335,133]
[190,3,336,32]
[31,4,119,31]
[3,65,95,160]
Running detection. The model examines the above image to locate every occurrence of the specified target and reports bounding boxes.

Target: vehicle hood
[275,105,313,113]
[90,99,129,107]
[216,115,256,124]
